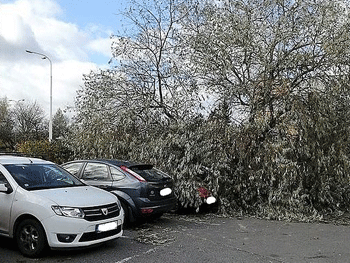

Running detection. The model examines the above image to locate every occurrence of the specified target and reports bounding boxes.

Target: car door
[80,162,113,190]
[0,170,15,236]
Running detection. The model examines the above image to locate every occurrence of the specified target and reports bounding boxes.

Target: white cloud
[0,0,111,116]
[87,37,112,57]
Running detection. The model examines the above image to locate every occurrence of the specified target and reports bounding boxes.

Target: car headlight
[52,206,85,218]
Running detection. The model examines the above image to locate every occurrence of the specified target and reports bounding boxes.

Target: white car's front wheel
[16,219,48,258]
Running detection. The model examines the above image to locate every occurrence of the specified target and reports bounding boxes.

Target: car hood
[33,186,117,207]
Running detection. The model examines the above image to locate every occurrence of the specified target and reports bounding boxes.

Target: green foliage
[0,98,14,150]
[13,101,47,141]
[52,108,69,140]
[64,0,350,222]
[66,88,350,220]
[17,140,72,164]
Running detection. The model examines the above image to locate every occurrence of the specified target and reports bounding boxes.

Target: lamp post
[26,50,53,142]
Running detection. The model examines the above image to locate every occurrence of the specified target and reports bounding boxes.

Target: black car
[61,159,177,223]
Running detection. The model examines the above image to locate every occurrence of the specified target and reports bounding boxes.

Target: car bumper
[134,196,177,217]
[42,213,124,248]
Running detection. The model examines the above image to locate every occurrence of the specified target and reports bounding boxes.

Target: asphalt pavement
[1,213,350,262]
[118,213,350,263]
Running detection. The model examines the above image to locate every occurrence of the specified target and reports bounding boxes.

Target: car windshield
[129,165,171,182]
[4,164,84,190]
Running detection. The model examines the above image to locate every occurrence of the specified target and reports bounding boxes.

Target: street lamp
[26,50,53,142]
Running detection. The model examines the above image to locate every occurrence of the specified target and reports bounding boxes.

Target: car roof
[0,155,52,165]
[100,159,148,167]
[64,159,153,169]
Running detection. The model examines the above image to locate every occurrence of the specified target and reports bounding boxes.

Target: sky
[0,0,130,117]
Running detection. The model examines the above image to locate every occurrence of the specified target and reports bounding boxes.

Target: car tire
[16,219,48,258]
[121,201,130,225]
[151,213,163,219]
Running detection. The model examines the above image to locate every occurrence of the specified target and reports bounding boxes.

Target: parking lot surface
[1,213,350,262]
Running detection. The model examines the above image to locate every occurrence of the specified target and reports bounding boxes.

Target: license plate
[160,187,172,196]
[96,221,118,232]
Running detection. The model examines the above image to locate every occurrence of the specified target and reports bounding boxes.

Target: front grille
[82,203,120,222]
[79,225,122,242]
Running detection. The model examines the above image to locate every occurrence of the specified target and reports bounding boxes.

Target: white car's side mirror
[0,183,12,194]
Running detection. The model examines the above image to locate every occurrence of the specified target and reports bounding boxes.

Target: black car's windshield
[4,164,84,190]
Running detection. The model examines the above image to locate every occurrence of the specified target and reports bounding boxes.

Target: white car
[0,155,124,257]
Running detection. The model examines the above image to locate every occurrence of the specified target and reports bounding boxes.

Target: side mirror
[0,183,13,194]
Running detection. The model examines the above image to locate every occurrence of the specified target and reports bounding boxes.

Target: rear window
[129,165,171,182]
[4,164,84,190]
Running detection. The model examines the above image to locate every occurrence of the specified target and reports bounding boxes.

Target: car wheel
[152,213,163,219]
[121,202,130,224]
[16,219,48,258]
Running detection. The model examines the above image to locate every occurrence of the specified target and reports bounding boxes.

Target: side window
[0,172,8,184]
[63,163,83,177]
[82,163,110,181]
[110,166,126,181]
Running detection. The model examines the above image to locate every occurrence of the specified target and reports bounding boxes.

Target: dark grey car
[61,160,177,224]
